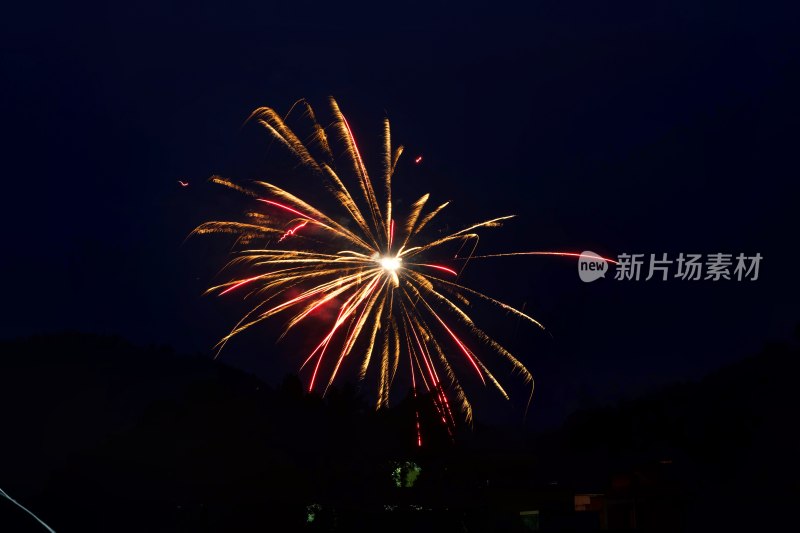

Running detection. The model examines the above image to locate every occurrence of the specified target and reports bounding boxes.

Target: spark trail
[194,98,596,434]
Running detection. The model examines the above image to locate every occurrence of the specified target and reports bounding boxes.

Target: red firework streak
[464,251,618,264]
[278,220,309,242]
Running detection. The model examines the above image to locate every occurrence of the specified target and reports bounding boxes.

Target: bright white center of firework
[379,256,402,272]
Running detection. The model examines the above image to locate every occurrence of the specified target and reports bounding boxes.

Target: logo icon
[578,251,608,282]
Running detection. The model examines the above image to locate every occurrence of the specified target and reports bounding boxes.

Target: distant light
[178,180,189,187]
[380,256,402,271]
[414,156,423,164]
[305,503,321,524]
[391,460,421,488]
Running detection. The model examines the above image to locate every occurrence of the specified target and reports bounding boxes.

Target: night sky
[2,1,798,427]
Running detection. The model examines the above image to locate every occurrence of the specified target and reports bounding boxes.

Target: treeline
[1,331,797,531]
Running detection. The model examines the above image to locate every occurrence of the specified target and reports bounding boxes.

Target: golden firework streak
[194,98,561,431]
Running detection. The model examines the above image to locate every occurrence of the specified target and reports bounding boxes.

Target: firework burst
[193,98,561,434]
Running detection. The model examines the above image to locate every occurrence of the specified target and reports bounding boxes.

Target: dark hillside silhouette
[1,331,797,531]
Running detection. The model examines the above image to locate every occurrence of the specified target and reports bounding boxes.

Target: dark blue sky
[2,1,798,426]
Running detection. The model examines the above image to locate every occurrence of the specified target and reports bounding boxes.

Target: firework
[193,98,570,434]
